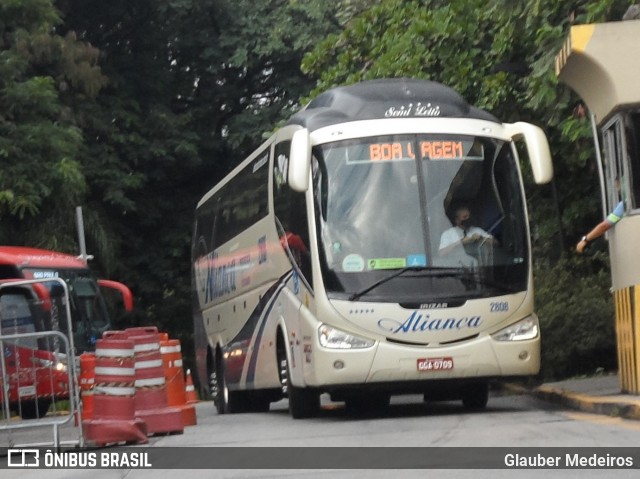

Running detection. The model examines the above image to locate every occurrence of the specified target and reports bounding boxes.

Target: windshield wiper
[348,266,431,301]
[347,266,518,301]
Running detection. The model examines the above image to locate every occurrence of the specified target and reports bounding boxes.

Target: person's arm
[468,227,497,245]
[576,221,613,253]
[576,201,623,253]
[439,229,464,254]
[439,229,486,254]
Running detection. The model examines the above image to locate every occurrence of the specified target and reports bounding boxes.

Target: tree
[53,0,359,357]
[0,0,106,249]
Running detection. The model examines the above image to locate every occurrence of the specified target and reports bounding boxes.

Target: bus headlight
[492,316,539,341]
[318,324,375,349]
[33,357,67,372]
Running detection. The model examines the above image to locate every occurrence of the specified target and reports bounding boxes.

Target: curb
[504,383,640,421]
[533,385,640,421]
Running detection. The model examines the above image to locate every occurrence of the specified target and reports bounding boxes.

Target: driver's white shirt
[439,225,491,251]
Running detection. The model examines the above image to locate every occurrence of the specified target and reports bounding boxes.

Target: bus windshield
[21,267,111,351]
[312,134,529,302]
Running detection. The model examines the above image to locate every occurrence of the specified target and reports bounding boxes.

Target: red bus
[0,246,134,353]
[0,280,71,418]
[0,247,134,418]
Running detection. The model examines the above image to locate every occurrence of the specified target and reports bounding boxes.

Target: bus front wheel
[277,336,319,419]
[287,379,320,419]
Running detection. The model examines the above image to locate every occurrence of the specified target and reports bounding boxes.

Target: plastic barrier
[0,330,78,448]
[82,337,148,446]
[161,338,197,426]
[124,327,183,435]
[78,352,95,420]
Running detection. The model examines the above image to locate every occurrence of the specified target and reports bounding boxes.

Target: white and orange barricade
[82,337,148,446]
[124,326,183,435]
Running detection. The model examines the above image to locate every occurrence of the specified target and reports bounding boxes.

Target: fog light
[333,360,345,370]
[519,351,529,360]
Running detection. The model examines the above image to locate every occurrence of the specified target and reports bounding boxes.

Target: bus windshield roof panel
[287,78,500,132]
[0,246,87,269]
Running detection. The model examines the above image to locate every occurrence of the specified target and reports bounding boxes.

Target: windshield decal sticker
[368,258,407,270]
[342,254,365,272]
[406,254,427,267]
[378,311,483,334]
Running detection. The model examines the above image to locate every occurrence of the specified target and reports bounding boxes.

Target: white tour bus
[192,78,553,418]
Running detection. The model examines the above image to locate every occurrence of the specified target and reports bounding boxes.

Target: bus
[192,78,553,418]
[555,18,640,393]
[0,246,134,354]
[0,280,71,418]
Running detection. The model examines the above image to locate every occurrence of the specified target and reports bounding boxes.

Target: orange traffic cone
[185,369,198,404]
[78,352,95,420]
[160,338,196,426]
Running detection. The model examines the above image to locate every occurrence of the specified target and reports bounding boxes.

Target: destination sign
[366,140,482,162]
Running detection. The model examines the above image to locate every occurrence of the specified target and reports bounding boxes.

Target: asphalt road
[3,390,640,478]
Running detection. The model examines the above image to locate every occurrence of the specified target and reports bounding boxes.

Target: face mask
[460,219,471,228]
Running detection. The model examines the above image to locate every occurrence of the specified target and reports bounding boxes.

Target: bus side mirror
[289,128,311,192]
[505,122,553,184]
[97,279,134,312]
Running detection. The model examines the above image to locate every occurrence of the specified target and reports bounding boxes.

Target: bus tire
[461,381,489,410]
[277,333,319,419]
[211,356,243,414]
[288,383,320,419]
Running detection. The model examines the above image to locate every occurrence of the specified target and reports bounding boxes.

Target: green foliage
[0,0,61,34]
[535,254,616,379]
[48,0,356,356]
[0,0,108,249]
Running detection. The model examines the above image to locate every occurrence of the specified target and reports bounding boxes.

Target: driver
[439,205,496,256]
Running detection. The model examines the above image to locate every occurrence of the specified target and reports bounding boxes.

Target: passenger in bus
[438,205,497,261]
[280,231,309,268]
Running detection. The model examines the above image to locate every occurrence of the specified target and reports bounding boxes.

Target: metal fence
[0,278,83,448]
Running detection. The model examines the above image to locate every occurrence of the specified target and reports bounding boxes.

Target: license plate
[417,357,454,371]
[18,385,36,397]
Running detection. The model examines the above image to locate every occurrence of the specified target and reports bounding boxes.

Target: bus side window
[625,112,640,210]
[274,140,313,288]
[0,291,38,349]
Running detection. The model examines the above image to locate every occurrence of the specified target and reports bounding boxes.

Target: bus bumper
[302,333,539,389]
